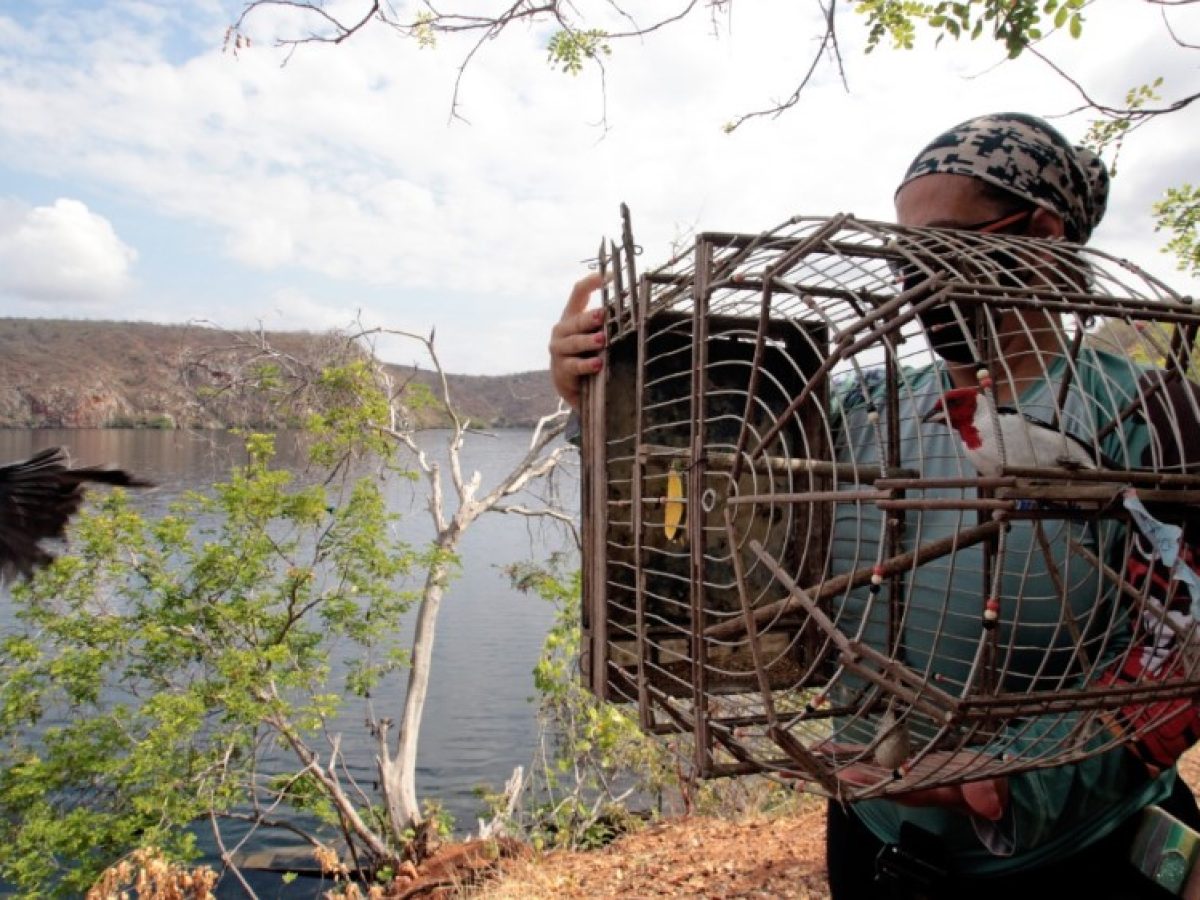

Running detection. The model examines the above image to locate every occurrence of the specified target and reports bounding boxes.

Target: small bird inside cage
[922,385,1107,477]
[871,699,912,778]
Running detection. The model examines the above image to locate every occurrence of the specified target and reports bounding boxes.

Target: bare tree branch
[173,314,581,858]
[232,0,384,46]
[234,0,711,124]
[492,502,581,541]
[208,810,262,900]
[265,707,394,862]
[724,0,844,132]
[216,810,324,848]
[1159,2,1200,49]
[232,0,1199,145]
[1032,44,1200,120]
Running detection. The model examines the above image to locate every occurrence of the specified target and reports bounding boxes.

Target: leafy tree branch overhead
[231,0,1199,274]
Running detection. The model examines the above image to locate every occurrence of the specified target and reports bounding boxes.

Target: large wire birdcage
[579,206,1200,801]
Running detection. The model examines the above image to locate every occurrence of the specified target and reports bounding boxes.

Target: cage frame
[580,205,1200,799]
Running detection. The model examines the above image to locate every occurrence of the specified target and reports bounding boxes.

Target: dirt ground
[472,803,829,900]
[455,748,1200,900]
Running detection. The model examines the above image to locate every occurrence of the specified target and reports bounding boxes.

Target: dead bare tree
[179,322,576,873]
[357,325,576,837]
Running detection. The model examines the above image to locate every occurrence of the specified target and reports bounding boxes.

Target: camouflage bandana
[897,112,1109,242]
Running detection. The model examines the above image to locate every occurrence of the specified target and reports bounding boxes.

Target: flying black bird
[0,447,151,578]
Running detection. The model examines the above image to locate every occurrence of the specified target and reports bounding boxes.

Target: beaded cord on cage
[578,205,1200,800]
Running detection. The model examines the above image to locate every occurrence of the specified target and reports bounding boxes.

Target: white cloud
[228,214,296,269]
[0,198,137,303]
[0,2,1195,370]
[262,288,373,333]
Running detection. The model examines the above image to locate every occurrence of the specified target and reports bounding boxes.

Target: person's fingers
[904,786,960,808]
[553,355,604,407]
[834,761,1007,820]
[552,306,605,345]
[566,355,603,377]
[550,271,609,408]
[549,327,606,359]
[562,272,605,319]
[962,778,1008,821]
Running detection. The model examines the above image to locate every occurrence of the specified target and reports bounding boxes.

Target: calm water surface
[0,429,577,897]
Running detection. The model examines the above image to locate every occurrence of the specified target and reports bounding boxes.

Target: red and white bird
[921,386,1099,478]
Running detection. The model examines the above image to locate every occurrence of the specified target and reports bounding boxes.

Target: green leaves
[305,360,396,466]
[506,557,673,850]
[1083,77,1164,177]
[0,426,422,895]
[0,317,575,891]
[412,11,437,49]
[1154,183,1200,278]
[858,1,929,52]
[856,0,1085,57]
[547,29,611,75]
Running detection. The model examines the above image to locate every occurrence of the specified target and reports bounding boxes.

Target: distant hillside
[0,319,560,429]
[392,367,563,429]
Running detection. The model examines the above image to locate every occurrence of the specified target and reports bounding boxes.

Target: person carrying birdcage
[550,112,1200,899]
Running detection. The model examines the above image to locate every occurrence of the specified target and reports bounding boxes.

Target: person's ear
[1026,207,1066,240]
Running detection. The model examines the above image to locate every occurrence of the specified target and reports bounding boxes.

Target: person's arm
[837,761,1008,821]
[1097,373,1200,775]
[969,724,1152,855]
[838,715,1156,855]
[976,373,1200,855]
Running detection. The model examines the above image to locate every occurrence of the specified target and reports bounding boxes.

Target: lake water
[0,428,578,897]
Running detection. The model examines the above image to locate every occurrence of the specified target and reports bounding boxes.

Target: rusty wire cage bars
[579,207,1200,801]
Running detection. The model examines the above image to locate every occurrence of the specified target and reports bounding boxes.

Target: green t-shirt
[830,349,1173,876]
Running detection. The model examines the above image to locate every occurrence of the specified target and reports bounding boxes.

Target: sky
[0,1,1196,375]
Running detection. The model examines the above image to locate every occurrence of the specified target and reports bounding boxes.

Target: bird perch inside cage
[579,206,1200,801]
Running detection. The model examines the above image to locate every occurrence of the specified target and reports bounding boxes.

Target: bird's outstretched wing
[0,447,152,578]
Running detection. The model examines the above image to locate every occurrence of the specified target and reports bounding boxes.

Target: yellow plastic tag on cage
[664,465,685,542]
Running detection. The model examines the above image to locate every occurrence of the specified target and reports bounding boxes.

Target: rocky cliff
[0,319,560,429]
